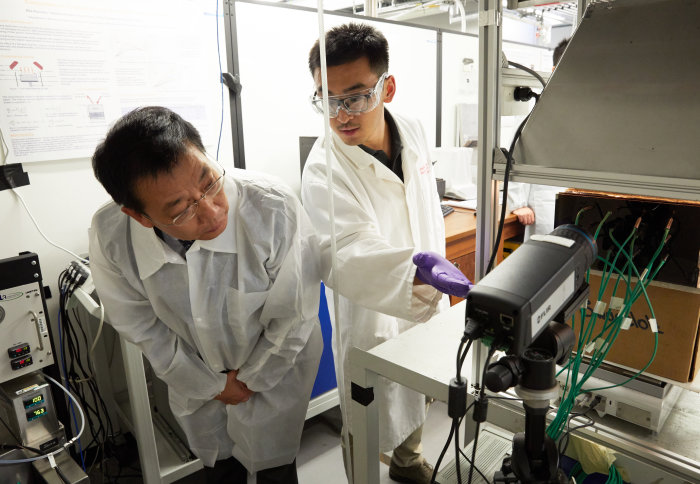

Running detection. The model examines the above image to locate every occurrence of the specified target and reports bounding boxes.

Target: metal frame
[349,302,700,484]
[493,163,700,201]
[223,0,246,169]
[435,30,443,148]
[472,1,700,482]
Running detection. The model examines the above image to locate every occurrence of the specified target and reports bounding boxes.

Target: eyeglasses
[146,161,226,226]
[310,73,388,118]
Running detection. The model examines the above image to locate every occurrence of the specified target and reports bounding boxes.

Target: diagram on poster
[0,0,224,163]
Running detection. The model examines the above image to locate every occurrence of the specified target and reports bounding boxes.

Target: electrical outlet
[0,163,30,191]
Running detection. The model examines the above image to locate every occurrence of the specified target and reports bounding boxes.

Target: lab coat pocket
[225,287,269,344]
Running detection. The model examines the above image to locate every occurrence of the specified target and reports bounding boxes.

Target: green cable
[600,225,637,294]
[586,260,667,392]
[575,206,592,226]
[582,230,661,372]
[550,229,641,439]
[550,219,670,440]
[593,211,612,241]
[574,230,667,392]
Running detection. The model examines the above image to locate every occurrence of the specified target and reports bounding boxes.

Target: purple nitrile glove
[413,251,474,298]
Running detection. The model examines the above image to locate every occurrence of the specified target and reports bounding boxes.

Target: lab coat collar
[131,221,184,280]
[333,132,402,184]
[131,176,239,279]
[332,111,420,184]
[194,176,238,254]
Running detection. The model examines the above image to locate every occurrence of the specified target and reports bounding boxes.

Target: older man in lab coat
[89,106,322,483]
[301,23,468,484]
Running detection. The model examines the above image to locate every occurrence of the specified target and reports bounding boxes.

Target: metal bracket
[351,382,375,407]
[221,72,241,94]
[29,310,43,351]
[478,10,501,27]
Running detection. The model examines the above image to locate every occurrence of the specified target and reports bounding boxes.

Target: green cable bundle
[547,211,673,484]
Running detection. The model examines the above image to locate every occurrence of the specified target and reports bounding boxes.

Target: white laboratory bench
[349,301,700,484]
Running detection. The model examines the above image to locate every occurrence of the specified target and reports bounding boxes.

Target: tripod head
[486,322,575,484]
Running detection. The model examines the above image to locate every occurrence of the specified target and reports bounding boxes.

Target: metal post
[576,0,588,26]
[120,339,161,484]
[472,0,502,409]
[435,31,442,148]
[475,0,501,282]
[364,0,378,16]
[350,350,379,484]
[223,0,246,168]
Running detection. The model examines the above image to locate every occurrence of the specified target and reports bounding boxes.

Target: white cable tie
[609,297,624,312]
[594,300,607,316]
[639,268,649,282]
[649,318,659,333]
[621,318,632,330]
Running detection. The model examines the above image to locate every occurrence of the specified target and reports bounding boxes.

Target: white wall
[441,32,479,147]
[235,2,438,194]
[0,0,234,345]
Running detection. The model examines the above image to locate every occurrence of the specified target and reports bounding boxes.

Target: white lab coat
[89,172,323,472]
[507,182,565,241]
[301,112,446,452]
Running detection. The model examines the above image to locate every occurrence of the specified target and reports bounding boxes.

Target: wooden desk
[443,208,523,305]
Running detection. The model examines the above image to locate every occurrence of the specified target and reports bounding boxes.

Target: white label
[37,316,47,334]
[649,318,659,333]
[15,384,40,396]
[609,297,624,311]
[585,342,596,354]
[621,318,632,330]
[531,272,575,336]
[530,234,576,248]
[594,300,607,316]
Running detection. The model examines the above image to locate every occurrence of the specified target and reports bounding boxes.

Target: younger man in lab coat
[302,23,469,484]
[89,106,323,483]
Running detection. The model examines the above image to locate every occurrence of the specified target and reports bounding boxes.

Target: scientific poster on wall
[0,0,225,163]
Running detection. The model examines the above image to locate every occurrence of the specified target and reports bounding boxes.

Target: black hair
[92,106,205,212]
[308,23,389,78]
[553,38,570,66]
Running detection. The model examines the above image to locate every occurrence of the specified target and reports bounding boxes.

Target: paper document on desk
[444,199,477,210]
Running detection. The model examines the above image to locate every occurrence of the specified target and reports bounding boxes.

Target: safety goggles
[310,73,388,118]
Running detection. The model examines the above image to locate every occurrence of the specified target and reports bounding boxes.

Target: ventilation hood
[509,0,700,200]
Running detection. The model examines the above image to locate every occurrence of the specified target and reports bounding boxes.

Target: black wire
[454,419,462,484]
[558,396,601,455]
[431,416,457,483]
[58,268,124,482]
[457,338,473,380]
[0,414,44,456]
[485,114,530,274]
[468,345,497,484]
[53,462,72,484]
[432,401,476,483]
[558,417,595,456]
[507,61,547,88]
[458,447,491,483]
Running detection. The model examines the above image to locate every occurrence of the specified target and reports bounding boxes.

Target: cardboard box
[581,272,700,383]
